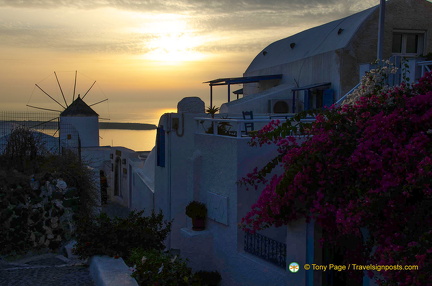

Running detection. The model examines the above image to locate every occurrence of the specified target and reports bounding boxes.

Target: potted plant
[194,270,222,286]
[206,106,219,118]
[185,201,207,231]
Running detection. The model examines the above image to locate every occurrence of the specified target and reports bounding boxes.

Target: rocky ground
[0,202,131,286]
[0,253,93,286]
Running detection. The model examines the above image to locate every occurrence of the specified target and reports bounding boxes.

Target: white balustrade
[195,116,315,138]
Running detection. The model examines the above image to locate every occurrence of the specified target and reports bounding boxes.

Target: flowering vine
[240,69,432,285]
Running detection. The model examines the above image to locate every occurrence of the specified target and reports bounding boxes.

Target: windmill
[26,71,109,148]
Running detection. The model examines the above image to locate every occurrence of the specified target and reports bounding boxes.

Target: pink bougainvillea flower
[240,71,432,285]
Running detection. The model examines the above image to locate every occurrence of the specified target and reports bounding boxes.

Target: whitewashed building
[219,0,432,116]
[60,96,100,149]
[54,96,151,212]
[23,0,427,284]
[123,0,432,285]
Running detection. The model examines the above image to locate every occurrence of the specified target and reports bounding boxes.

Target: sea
[99,129,156,152]
[0,116,157,152]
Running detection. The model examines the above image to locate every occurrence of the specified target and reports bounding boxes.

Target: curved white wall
[60,116,99,147]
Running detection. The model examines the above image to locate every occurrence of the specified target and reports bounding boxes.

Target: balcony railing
[195,116,315,138]
[334,83,360,107]
[244,231,287,268]
[380,56,432,86]
[337,58,432,106]
[419,60,432,76]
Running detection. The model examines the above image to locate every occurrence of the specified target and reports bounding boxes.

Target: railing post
[213,119,217,135]
[377,0,385,60]
[244,232,287,268]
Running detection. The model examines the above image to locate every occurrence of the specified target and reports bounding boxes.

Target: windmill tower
[60,95,99,148]
[27,71,108,151]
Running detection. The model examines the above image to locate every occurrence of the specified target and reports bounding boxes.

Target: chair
[242,111,254,134]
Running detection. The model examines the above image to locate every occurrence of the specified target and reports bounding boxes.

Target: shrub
[2,126,44,173]
[0,170,77,255]
[40,152,98,219]
[0,128,98,257]
[129,248,195,286]
[193,271,222,286]
[73,210,172,260]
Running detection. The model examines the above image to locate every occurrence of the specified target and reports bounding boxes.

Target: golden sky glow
[132,13,208,63]
[0,0,381,124]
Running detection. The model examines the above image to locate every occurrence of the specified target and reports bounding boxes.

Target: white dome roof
[60,96,99,117]
[177,97,205,113]
[245,6,378,74]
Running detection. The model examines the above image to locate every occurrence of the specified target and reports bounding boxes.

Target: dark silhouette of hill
[1,121,157,130]
[99,122,157,130]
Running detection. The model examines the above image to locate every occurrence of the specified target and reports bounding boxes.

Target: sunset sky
[0,0,379,124]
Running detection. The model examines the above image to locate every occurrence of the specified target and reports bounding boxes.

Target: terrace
[195,115,316,138]
[198,57,432,139]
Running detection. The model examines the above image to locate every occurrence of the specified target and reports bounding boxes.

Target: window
[307,89,333,110]
[156,126,165,167]
[392,31,425,56]
[273,100,289,113]
[114,157,121,196]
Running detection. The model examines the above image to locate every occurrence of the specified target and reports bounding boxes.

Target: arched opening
[273,100,289,113]
[100,170,108,204]
[114,157,121,197]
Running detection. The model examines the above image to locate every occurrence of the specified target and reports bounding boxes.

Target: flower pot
[192,217,206,231]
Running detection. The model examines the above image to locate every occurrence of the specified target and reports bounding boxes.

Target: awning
[233,88,243,100]
[204,74,282,86]
[204,74,282,106]
[291,82,331,91]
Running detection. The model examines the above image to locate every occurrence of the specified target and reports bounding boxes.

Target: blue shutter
[323,89,334,108]
[305,90,311,110]
[156,126,165,167]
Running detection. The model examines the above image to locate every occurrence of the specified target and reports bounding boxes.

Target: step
[89,256,138,286]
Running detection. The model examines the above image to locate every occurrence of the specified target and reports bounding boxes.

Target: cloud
[0,0,379,57]
[0,0,377,14]
[0,7,147,55]
[0,0,380,33]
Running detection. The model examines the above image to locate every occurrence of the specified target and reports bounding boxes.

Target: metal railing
[418,60,432,76]
[384,56,430,85]
[195,116,274,138]
[195,116,315,138]
[336,57,432,107]
[0,111,60,154]
[244,231,287,268]
[334,83,360,107]
[0,111,80,155]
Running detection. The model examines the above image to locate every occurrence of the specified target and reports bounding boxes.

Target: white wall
[130,169,154,216]
[243,50,342,101]
[152,109,312,285]
[219,51,341,116]
[81,145,155,215]
[60,116,99,147]
[132,149,155,216]
[194,134,288,286]
[154,112,207,250]
[220,84,294,115]
[81,147,111,208]
[91,146,144,209]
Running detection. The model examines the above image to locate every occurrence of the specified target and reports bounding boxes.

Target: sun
[146,33,205,63]
[136,14,207,64]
